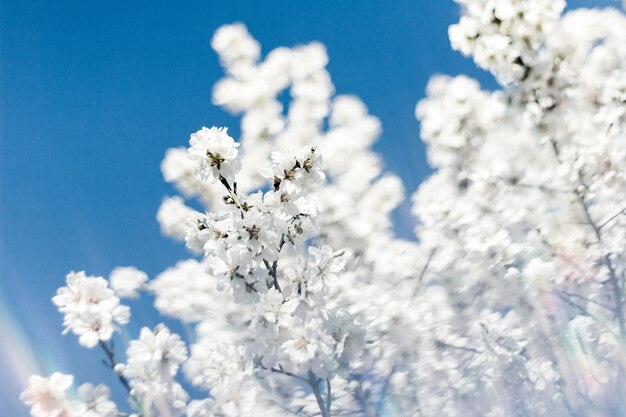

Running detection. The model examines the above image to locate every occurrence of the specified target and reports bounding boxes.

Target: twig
[412,248,436,300]
[309,371,330,417]
[326,378,332,415]
[99,341,131,393]
[99,341,146,416]
[269,366,309,383]
[598,208,626,230]
[557,290,613,311]
[435,339,483,354]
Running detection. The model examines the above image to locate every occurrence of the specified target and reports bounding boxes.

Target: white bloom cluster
[211,22,260,78]
[408,5,626,416]
[183,130,364,384]
[53,271,130,348]
[150,22,429,415]
[123,324,189,417]
[188,126,241,185]
[20,373,117,417]
[449,0,565,83]
[416,75,505,169]
[156,196,198,242]
[150,259,223,323]
[23,4,626,417]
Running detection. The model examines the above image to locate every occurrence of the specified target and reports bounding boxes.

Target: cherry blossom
[52,271,130,348]
[109,266,148,299]
[22,3,626,417]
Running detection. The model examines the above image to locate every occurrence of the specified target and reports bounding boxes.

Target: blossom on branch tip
[189,127,241,184]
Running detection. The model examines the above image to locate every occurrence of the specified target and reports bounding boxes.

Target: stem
[325,378,331,415]
[269,366,309,383]
[599,208,626,230]
[218,174,244,212]
[99,341,131,393]
[268,366,332,416]
[435,339,482,354]
[308,371,330,417]
[264,234,286,292]
[100,341,145,416]
[412,248,436,299]
[557,290,613,311]
[489,176,571,194]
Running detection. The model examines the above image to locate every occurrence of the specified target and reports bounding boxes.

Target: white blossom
[74,384,118,417]
[26,7,626,417]
[20,373,75,417]
[188,127,241,184]
[156,196,197,242]
[52,271,130,348]
[108,266,148,299]
[124,324,189,417]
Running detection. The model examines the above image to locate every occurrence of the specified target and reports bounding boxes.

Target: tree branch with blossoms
[20,4,626,417]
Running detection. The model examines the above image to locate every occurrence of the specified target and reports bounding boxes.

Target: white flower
[449,0,566,82]
[150,259,225,323]
[307,246,345,281]
[185,341,246,391]
[109,266,148,299]
[526,359,559,391]
[52,271,130,348]
[157,196,197,242]
[161,148,198,194]
[75,383,118,417]
[256,288,298,325]
[212,23,260,76]
[268,146,325,195]
[189,127,241,184]
[28,8,626,417]
[20,373,74,417]
[282,320,320,366]
[125,324,189,417]
[125,324,188,381]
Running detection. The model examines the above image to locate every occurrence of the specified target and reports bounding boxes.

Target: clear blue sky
[0,0,620,415]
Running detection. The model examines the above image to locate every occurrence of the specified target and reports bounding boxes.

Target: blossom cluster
[20,373,118,417]
[449,0,566,83]
[410,4,626,416]
[52,271,130,348]
[21,2,626,417]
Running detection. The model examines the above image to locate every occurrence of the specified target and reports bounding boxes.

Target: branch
[269,365,309,383]
[598,208,626,230]
[490,176,571,195]
[268,366,331,416]
[308,371,331,417]
[412,248,436,300]
[574,190,625,337]
[557,290,613,311]
[99,341,145,416]
[99,341,131,393]
[264,234,286,292]
[434,339,483,354]
[325,378,332,415]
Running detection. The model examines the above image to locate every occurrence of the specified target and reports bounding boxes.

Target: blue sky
[0,0,621,415]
